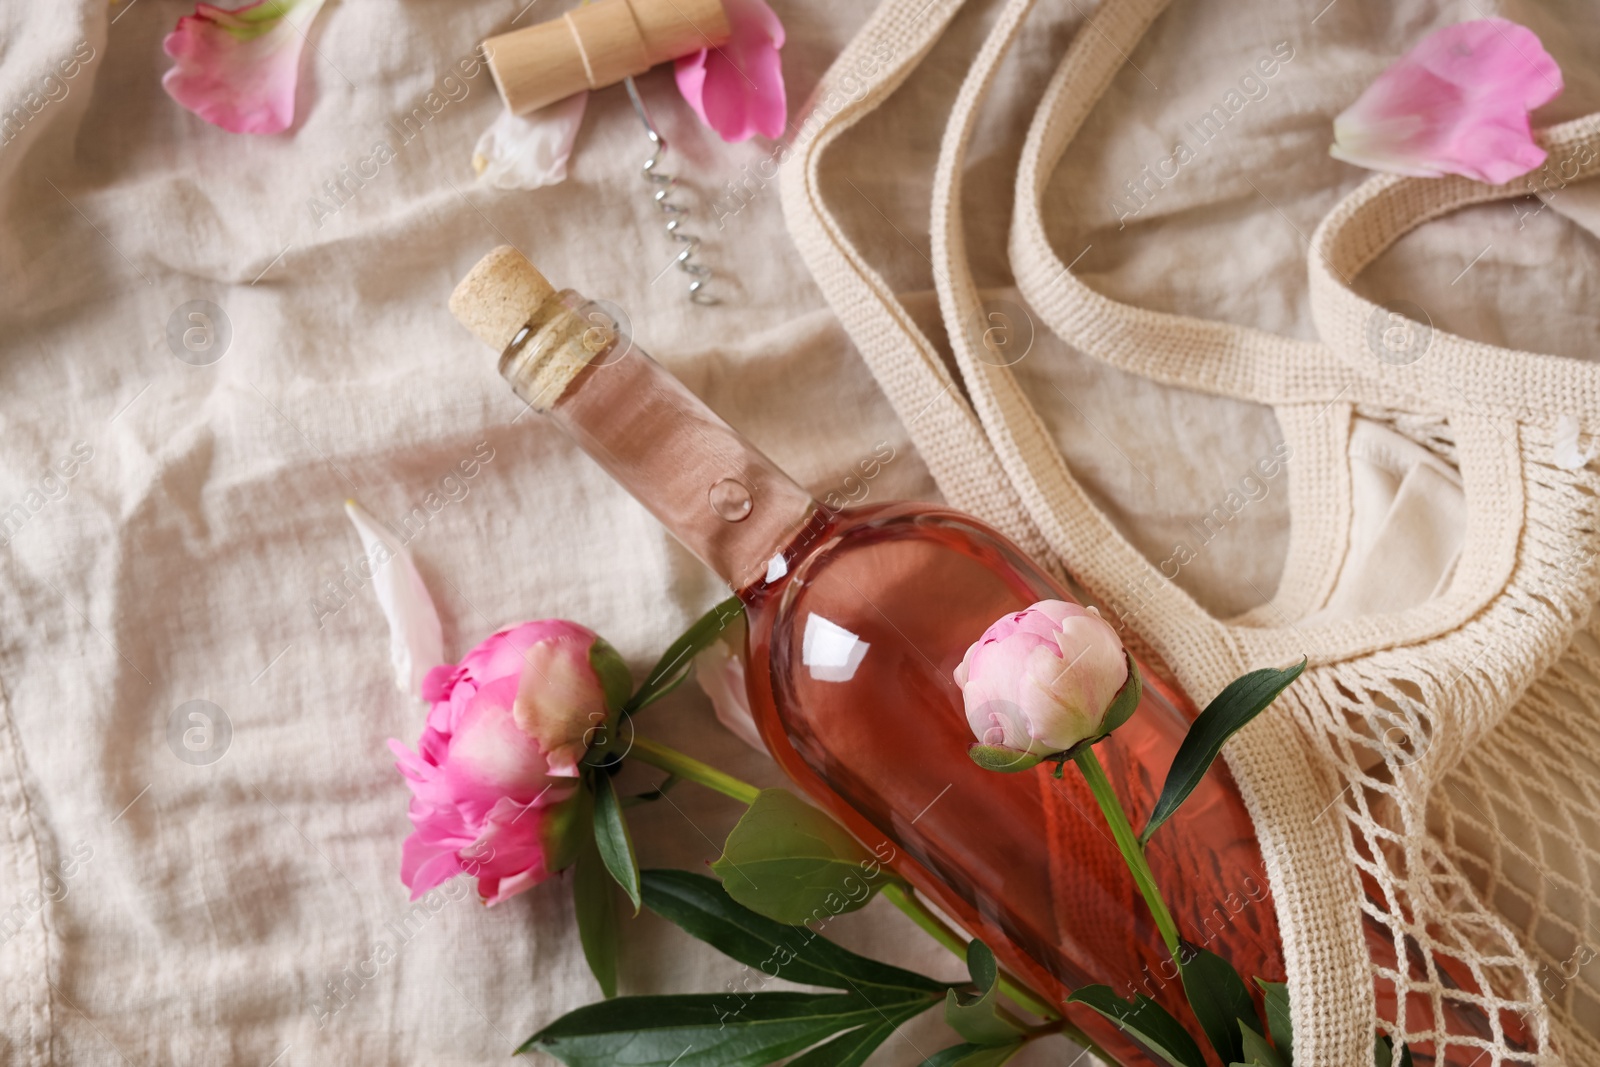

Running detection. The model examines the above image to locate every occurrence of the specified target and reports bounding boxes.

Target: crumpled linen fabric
[0,0,1595,1065]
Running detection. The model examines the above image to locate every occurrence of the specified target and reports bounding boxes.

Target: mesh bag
[782,0,1600,1061]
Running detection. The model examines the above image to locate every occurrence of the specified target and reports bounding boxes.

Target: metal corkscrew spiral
[623,77,718,306]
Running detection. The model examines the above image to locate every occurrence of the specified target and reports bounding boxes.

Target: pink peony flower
[674,0,786,143]
[955,601,1131,764]
[389,621,631,905]
[161,0,329,135]
[1330,19,1562,185]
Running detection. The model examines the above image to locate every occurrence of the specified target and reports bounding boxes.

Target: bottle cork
[450,245,557,353]
[483,0,731,116]
[451,245,611,412]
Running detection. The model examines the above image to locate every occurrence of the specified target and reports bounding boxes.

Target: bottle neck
[502,292,819,593]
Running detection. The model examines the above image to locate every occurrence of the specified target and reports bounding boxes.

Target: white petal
[344,500,445,697]
[1553,414,1596,471]
[471,96,588,191]
[693,620,768,755]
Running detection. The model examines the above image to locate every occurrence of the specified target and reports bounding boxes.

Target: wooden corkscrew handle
[483,0,731,116]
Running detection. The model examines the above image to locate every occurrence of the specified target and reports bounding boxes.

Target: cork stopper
[451,245,620,413]
[449,245,557,353]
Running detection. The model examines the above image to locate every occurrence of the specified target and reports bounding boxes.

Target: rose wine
[744,502,1287,1062]
[450,247,1526,1065]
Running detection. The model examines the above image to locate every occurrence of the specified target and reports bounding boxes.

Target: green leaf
[640,869,947,999]
[1100,654,1143,736]
[1067,985,1206,1067]
[786,998,937,1066]
[965,938,997,991]
[518,991,930,1066]
[918,1043,1027,1067]
[1237,1019,1288,1067]
[1374,1034,1413,1067]
[593,773,641,912]
[1255,979,1292,1063]
[1179,945,1263,1065]
[572,833,619,998]
[711,789,888,926]
[625,595,744,714]
[1140,660,1306,845]
[944,940,1026,1046]
[967,745,1042,773]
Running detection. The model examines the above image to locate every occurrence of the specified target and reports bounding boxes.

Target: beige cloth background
[0,0,1596,1063]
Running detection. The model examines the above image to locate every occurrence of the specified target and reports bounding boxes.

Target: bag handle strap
[778,0,1058,566]
[922,1,1371,1061]
[1307,114,1600,427]
[927,0,1229,666]
[1008,0,1350,407]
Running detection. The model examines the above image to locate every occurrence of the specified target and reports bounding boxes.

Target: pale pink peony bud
[954,600,1134,768]
[389,620,631,905]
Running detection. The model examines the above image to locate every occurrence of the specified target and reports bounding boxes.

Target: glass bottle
[450,247,1525,1065]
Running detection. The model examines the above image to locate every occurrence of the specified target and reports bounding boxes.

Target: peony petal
[694,618,767,755]
[459,620,595,683]
[468,796,559,905]
[674,0,786,142]
[162,0,329,135]
[443,677,568,815]
[421,663,461,703]
[345,499,445,698]
[401,833,465,899]
[1330,19,1562,184]
[472,95,589,191]
[388,737,434,784]
[511,633,610,778]
[1048,615,1129,710]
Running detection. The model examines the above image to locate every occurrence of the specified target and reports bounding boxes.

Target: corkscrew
[623,77,718,306]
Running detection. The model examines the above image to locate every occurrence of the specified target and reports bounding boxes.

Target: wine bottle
[449,247,1521,1065]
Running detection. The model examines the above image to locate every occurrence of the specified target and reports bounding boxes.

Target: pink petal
[437,677,568,819]
[421,664,461,704]
[387,737,432,783]
[401,833,465,899]
[458,620,598,684]
[1330,19,1562,184]
[426,679,475,737]
[467,797,557,905]
[674,0,786,143]
[161,0,329,135]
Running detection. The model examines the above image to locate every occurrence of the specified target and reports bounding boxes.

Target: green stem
[880,882,967,955]
[1073,746,1182,960]
[626,735,761,806]
[881,883,1062,1023]
[881,884,1116,1056]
